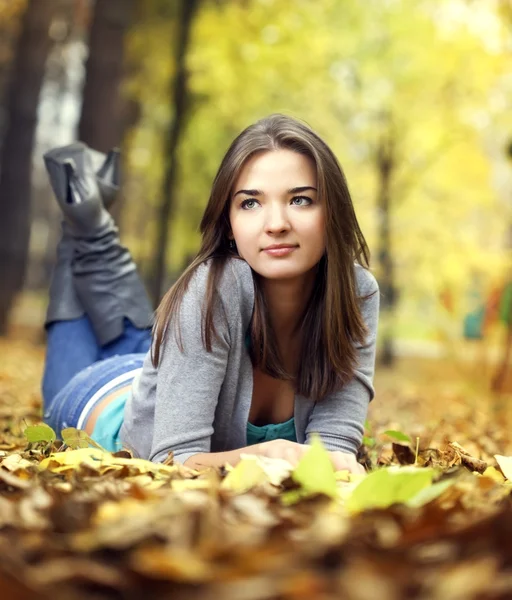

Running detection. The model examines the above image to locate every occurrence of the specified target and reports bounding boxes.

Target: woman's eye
[291,196,312,206]
[241,199,259,210]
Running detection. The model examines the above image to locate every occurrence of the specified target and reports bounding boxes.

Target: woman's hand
[255,439,310,466]
[255,440,365,474]
[328,450,365,474]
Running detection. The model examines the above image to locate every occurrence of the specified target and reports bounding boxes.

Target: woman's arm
[184,440,364,473]
[184,449,244,470]
[149,265,233,465]
[183,440,307,469]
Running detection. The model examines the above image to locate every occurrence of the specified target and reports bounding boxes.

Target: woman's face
[229,149,326,282]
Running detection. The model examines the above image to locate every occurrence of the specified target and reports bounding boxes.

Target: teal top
[92,390,297,453]
[244,330,296,445]
[92,391,128,453]
[246,416,296,445]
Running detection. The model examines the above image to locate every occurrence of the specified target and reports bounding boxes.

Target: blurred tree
[35,0,85,294]
[150,0,201,305]
[0,0,57,334]
[490,0,512,391]
[78,0,136,225]
[78,0,135,152]
[0,0,27,129]
[323,0,508,365]
[122,0,508,360]
[374,120,397,366]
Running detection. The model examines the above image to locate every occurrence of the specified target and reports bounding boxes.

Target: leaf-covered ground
[2,336,512,600]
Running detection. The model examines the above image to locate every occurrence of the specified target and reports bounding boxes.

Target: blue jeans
[42,316,151,436]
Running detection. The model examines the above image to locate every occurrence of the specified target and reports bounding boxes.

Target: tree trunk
[77,0,136,226]
[491,217,512,392]
[491,321,512,393]
[78,0,135,153]
[376,133,396,367]
[150,0,201,305]
[0,0,56,334]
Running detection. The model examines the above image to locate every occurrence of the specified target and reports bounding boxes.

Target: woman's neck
[261,271,316,341]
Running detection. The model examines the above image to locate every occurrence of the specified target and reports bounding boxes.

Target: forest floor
[1,332,512,599]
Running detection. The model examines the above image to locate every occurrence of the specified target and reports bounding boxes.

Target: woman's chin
[250,263,312,281]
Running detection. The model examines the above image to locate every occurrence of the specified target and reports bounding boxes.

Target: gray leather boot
[45,143,119,326]
[44,143,153,345]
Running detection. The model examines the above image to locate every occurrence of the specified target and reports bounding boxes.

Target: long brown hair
[152,114,373,401]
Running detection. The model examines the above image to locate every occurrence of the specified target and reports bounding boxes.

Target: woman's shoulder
[192,257,253,292]
[191,257,255,321]
[354,262,379,296]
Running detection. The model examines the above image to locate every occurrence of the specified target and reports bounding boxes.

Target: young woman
[42,114,379,474]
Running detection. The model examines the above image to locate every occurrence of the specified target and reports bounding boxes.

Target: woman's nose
[264,203,290,233]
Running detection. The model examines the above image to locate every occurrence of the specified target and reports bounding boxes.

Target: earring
[229,240,235,249]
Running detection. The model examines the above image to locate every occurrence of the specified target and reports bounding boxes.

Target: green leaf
[406,478,455,508]
[61,427,106,451]
[291,434,338,499]
[383,430,412,443]
[24,424,56,444]
[346,466,434,513]
[362,435,375,447]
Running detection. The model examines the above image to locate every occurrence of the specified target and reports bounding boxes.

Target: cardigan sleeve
[305,267,380,455]
[149,264,234,465]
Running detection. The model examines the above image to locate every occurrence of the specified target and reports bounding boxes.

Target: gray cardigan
[120,257,380,465]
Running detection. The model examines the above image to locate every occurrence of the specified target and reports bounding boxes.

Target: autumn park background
[1,0,512,597]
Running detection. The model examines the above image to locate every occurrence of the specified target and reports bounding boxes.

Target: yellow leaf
[334,469,351,482]
[221,456,268,493]
[482,466,505,483]
[95,499,155,524]
[39,448,178,476]
[172,479,212,492]
[124,475,155,488]
[239,453,293,485]
[40,448,107,470]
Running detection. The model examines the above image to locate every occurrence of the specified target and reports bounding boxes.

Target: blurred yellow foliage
[120,0,511,336]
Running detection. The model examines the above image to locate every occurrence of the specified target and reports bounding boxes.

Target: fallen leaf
[61,427,105,451]
[494,455,512,481]
[392,443,416,465]
[221,456,268,493]
[24,424,56,444]
[1,453,34,472]
[347,466,434,513]
[384,430,412,443]
[291,434,338,499]
[482,466,505,483]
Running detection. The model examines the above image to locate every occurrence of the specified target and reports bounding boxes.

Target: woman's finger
[329,451,365,474]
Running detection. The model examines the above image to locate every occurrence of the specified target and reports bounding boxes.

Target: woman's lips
[262,246,298,257]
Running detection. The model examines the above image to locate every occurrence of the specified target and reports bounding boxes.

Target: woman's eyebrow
[234,188,263,197]
[289,186,317,194]
[233,185,317,197]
